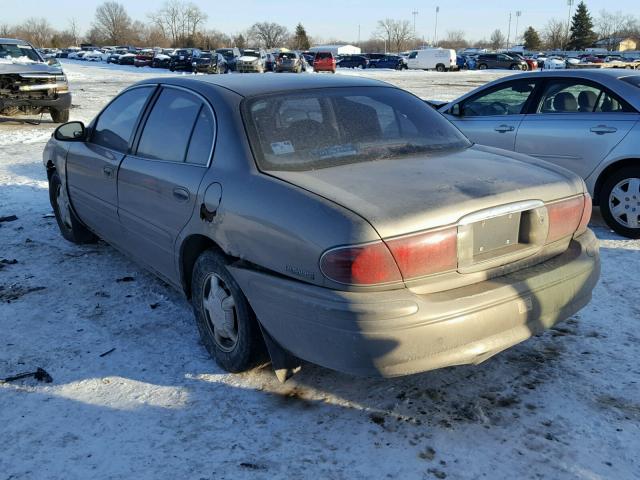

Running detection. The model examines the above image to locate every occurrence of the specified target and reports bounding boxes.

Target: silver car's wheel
[56,181,73,229]
[202,273,238,352]
[600,167,640,239]
[609,177,640,229]
[49,171,95,244]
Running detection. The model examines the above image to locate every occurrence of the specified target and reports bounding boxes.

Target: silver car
[439,69,640,238]
[43,75,599,380]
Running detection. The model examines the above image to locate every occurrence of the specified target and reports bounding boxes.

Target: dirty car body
[43,75,600,378]
[0,38,71,122]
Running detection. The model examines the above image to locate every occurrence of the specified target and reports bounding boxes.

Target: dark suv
[0,38,71,122]
[476,53,527,71]
[215,47,241,71]
[170,49,202,72]
[337,55,369,69]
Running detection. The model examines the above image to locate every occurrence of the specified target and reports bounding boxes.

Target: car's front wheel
[49,171,96,244]
[192,250,267,372]
[50,108,69,123]
[600,167,640,238]
[478,63,488,70]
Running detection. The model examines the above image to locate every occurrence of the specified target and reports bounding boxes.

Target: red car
[313,51,336,73]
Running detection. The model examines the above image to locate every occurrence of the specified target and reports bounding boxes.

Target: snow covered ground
[1,61,639,480]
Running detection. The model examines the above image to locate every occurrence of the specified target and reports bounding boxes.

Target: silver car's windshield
[0,43,41,63]
[244,87,471,171]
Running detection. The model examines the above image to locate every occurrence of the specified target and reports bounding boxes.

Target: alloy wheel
[609,177,640,229]
[201,273,238,352]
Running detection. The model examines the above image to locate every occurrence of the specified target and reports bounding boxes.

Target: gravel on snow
[0,60,639,480]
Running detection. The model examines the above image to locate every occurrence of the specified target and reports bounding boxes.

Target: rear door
[515,78,639,178]
[445,78,538,150]
[117,86,215,282]
[66,85,154,245]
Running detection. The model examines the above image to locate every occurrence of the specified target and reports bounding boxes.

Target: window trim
[131,84,217,168]
[88,84,158,154]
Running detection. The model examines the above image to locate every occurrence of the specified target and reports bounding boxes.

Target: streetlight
[515,11,522,46]
[506,12,512,50]
[434,6,439,47]
[412,10,419,38]
[565,0,574,51]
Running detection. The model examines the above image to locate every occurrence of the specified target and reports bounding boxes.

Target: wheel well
[180,234,226,298]
[45,160,56,180]
[593,158,640,202]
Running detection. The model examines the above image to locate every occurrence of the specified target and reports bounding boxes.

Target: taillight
[385,227,458,280]
[576,193,593,237]
[320,242,402,285]
[546,195,587,243]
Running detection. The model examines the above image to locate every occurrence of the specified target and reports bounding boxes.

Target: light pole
[412,10,419,38]
[506,12,512,50]
[434,6,440,47]
[565,0,574,51]
[515,11,522,46]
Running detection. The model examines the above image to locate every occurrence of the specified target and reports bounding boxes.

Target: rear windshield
[315,52,332,59]
[279,53,296,59]
[0,43,42,63]
[243,87,471,172]
[621,76,640,88]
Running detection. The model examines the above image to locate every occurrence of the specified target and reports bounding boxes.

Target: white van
[406,48,457,71]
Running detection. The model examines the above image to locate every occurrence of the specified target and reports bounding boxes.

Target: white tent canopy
[309,44,361,55]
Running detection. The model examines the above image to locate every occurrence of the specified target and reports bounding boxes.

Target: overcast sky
[3,0,638,42]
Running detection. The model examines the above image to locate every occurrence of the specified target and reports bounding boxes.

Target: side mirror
[450,103,463,117]
[54,121,86,141]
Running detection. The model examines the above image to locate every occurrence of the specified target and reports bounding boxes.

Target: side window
[92,86,153,152]
[185,107,215,165]
[408,51,418,59]
[137,88,201,162]
[463,81,536,116]
[538,81,603,113]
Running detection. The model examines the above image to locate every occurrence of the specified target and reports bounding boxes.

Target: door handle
[590,125,617,135]
[172,187,190,202]
[102,166,114,177]
[494,124,515,133]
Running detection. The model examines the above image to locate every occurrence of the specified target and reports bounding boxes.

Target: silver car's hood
[0,62,63,75]
[271,145,583,238]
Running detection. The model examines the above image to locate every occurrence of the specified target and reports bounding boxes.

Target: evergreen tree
[523,26,542,51]
[293,23,310,50]
[568,1,597,50]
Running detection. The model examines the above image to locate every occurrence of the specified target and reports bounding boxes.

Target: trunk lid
[271,145,583,239]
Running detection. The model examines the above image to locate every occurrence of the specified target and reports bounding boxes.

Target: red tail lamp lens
[320,242,402,285]
[385,227,458,279]
[546,196,585,243]
[576,193,592,236]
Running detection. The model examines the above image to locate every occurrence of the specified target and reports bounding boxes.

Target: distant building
[309,44,361,55]
[593,37,637,52]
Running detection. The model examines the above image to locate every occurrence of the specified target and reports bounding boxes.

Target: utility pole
[565,0,574,51]
[515,11,522,46]
[434,6,440,47]
[506,12,512,50]
[412,10,419,38]
[358,24,361,47]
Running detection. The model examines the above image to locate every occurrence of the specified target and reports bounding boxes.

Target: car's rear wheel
[436,63,445,72]
[192,250,267,372]
[478,63,488,70]
[510,64,521,70]
[49,171,96,244]
[50,108,69,123]
[600,167,640,238]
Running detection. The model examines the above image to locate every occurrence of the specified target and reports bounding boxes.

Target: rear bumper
[230,230,600,377]
[0,91,71,112]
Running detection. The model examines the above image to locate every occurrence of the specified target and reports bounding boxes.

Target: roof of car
[0,38,29,45]
[515,68,640,81]
[137,74,392,98]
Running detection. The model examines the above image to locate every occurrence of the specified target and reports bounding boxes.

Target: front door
[66,86,155,243]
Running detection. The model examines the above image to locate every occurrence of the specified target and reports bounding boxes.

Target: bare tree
[15,18,54,47]
[489,29,505,50]
[150,1,207,46]
[232,33,248,49]
[375,19,414,53]
[67,18,81,46]
[92,1,133,44]
[543,19,568,50]
[248,22,289,49]
[439,30,468,50]
[0,23,14,38]
[595,10,638,48]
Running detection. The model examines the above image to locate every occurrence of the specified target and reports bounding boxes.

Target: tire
[479,63,488,70]
[49,171,96,244]
[599,167,640,238]
[192,250,267,373]
[436,63,445,72]
[50,109,69,123]
[510,64,520,70]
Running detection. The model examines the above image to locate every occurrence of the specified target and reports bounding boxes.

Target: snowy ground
[1,61,639,480]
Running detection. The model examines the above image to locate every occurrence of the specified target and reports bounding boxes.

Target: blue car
[457,55,476,70]
[371,55,407,70]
